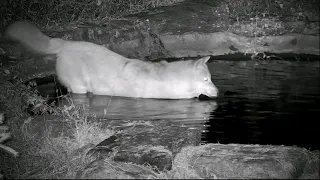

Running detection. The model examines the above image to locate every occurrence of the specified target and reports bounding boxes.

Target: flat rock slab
[76,143,319,179]
[86,119,202,171]
[76,159,158,179]
[160,32,319,58]
[172,144,319,179]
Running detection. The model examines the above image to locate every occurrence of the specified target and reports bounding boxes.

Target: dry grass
[0,0,185,31]
[0,72,116,178]
[221,0,319,61]
[19,95,116,178]
[225,0,319,21]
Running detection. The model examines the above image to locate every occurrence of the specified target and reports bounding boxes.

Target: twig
[0,144,19,157]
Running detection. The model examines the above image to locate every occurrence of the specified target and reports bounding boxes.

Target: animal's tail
[4,21,64,55]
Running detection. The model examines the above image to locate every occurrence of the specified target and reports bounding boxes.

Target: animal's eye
[204,77,209,81]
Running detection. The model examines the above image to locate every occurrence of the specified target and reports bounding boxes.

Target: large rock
[171,144,319,179]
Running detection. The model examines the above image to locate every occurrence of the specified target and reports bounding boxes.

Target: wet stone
[87,119,202,171]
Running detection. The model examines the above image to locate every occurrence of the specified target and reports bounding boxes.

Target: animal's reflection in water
[58,93,218,130]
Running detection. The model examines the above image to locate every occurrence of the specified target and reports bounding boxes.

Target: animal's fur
[4,21,219,99]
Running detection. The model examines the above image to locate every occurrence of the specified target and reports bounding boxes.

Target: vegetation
[221,0,319,60]
[0,0,185,31]
[23,104,115,179]
[225,0,319,20]
[1,0,318,31]
[0,69,115,178]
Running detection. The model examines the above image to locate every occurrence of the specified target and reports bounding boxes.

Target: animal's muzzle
[206,85,219,97]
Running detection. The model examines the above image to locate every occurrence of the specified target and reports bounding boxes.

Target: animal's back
[55,39,133,94]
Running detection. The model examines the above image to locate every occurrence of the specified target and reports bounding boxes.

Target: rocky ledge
[0,0,319,81]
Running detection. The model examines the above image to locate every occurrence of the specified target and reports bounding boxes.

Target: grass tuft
[0,71,116,178]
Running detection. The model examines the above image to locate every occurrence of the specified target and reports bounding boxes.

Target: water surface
[37,60,320,150]
[205,60,319,150]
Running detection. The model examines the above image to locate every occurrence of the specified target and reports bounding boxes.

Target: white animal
[4,21,218,99]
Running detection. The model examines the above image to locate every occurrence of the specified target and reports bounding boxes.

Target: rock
[76,159,158,179]
[172,144,320,179]
[87,120,202,171]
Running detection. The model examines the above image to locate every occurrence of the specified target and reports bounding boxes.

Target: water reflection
[205,60,320,150]
[57,94,218,130]
[207,94,320,150]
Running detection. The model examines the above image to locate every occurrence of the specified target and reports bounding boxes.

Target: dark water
[205,60,320,151]
[34,60,320,151]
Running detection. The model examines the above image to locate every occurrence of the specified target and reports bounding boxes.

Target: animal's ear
[194,56,211,68]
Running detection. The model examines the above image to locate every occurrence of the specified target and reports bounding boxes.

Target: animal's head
[155,56,219,99]
[189,56,219,98]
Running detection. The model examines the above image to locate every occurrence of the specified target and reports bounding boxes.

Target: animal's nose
[211,84,219,96]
